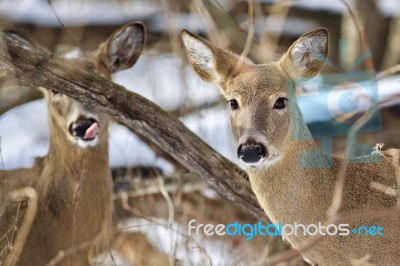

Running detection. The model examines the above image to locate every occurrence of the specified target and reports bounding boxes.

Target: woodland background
[1,0,400,265]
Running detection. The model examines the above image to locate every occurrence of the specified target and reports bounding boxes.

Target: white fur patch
[290,31,327,70]
[181,33,224,84]
[243,151,281,169]
[66,108,100,148]
[76,137,99,148]
[182,34,214,70]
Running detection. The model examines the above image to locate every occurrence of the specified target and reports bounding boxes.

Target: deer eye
[273,97,287,109]
[228,99,239,110]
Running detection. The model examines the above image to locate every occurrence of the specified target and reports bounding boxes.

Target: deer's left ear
[181,29,246,88]
[3,30,36,49]
[97,22,146,73]
[279,28,328,80]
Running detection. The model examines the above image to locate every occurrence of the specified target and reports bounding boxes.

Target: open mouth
[69,117,99,141]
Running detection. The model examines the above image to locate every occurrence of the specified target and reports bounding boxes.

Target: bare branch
[201,0,271,63]
[376,64,400,80]
[3,187,38,266]
[370,181,398,198]
[0,31,267,223]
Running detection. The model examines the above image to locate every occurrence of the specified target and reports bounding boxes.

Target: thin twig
[339,0,374,72]
[328,96,378,220]
[261,0,292,56]
[376,64,400,80]
[72,169,85,248]
[370,182,398,197]
[239,0,255,62]
[46,0,85,55]
[45,242,91,266]
[157,175,174,226]
[4,187,38,266]
[113,182,207,201]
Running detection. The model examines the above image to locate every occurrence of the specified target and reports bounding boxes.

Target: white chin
[76,137,99,148]
[243,153,281,169]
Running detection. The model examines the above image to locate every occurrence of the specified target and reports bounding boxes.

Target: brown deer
[181,29,400,265]
[0,22,145,265]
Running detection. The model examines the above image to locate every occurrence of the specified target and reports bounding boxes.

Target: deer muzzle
[237,142,267,163]
[69,117,99,141]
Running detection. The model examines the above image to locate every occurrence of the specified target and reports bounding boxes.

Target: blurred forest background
[1,0,400,265]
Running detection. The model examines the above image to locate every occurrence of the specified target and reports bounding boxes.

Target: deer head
[181,29,328,168]
[181,29,400,266]
[0,22,146,265]
[43,22,145,149]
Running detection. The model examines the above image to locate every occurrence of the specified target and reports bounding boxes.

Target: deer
[0,22,145,265]
[181,29,400,265]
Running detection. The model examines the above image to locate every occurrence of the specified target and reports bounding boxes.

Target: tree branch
[0,31,267,223]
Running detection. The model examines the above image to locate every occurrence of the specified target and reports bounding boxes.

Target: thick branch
[0,32,267,222]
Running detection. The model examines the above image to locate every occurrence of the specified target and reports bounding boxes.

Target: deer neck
[36,114,112,217]
[247,105,335,225]
[29,115,113,258]
[42,115,110,184]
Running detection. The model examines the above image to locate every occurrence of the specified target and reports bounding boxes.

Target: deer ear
[181,30,243,86]
[3,31,35,48]
[279,28,328,80]
[97,22,145,73]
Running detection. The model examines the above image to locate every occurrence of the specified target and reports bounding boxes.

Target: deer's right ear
[279,28,328,80]
[3,30,37,50]
[97,22,145,73]
[181,30,242,86]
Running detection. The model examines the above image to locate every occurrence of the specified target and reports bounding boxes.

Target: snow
[1,0,399,31]
[0,53,236,172]
[300,75,400,124]
[0,0,157,26]
[114,217,251,265]
[1,51,400,172]
[0,99,48,169]
[113,53,221,111]
[258,0,400,17]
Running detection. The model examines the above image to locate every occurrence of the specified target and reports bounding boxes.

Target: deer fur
[0,22,145,265]
[182,29,400,265]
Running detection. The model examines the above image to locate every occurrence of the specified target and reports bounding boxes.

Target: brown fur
[0,22,145,265]
[113,232,169,266]
[182,28,400,265]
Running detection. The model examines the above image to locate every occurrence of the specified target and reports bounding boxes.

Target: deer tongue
[83,122,99,140]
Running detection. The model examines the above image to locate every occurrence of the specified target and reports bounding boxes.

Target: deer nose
[237,143,266,163]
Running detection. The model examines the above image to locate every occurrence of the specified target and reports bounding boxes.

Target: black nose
[237,143,266,163]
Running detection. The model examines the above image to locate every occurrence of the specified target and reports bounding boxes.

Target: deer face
[182,29,328,168]
[224,64,292,167]
[47,79,106,148]
[44,22,145,148]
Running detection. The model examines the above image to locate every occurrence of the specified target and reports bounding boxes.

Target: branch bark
[0,31,267,223]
